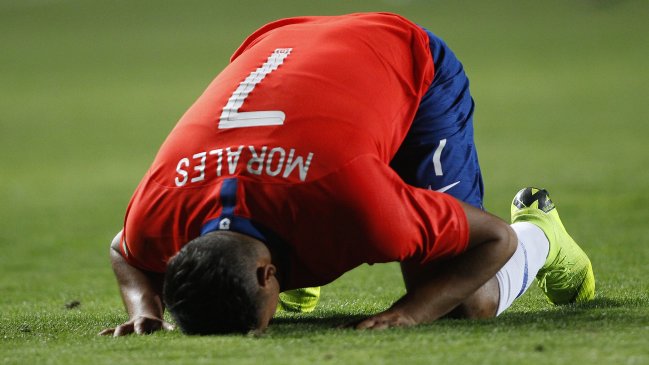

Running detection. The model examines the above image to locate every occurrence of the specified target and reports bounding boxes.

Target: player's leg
[443,187,595,318]
[391,125,483,207]
[393,28,494,316]
[448,218,550,318]
[391,28,483,209]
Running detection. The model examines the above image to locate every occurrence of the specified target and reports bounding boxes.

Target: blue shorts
[391,28,484,209]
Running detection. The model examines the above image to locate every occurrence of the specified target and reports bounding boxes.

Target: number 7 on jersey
[218,48,292,129]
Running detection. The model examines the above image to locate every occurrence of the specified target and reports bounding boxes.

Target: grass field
[1,0,648,364]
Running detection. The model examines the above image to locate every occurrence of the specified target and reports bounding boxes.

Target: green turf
[1,0,648,364]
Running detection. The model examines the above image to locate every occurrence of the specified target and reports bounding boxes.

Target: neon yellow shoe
[511,187,595,305]
[277,287,321,313]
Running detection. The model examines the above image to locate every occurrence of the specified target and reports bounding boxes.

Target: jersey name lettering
[174,145,314,186]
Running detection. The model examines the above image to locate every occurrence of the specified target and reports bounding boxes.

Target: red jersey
[121,13,469,289]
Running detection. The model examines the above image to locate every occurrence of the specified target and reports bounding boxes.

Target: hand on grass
[354,309,416,330]
[99,316,174,336]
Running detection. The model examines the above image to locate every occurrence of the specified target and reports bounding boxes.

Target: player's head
[163,231,279,334]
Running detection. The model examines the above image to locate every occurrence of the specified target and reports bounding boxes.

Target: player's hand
[354,309,416,330]
[99,316,175,336]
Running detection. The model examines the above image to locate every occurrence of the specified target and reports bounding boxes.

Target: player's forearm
[110,247,165,320]
[395,223,517,324]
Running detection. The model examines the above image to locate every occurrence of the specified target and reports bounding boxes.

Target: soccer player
[100,13,595,336]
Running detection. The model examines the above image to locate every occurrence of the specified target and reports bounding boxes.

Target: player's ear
[256,264,276,287]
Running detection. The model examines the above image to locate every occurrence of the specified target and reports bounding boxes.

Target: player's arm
[99,231,174,336]
[356,202,517,329]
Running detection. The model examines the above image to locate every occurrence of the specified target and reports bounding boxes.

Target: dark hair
[163,232,262,334]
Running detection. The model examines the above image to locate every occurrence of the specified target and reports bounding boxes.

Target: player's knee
[491,220,518,263]
[448,277,500,319]
[504,224,518,258]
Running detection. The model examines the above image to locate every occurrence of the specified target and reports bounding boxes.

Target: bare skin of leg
[400,262,500,320]
[355,201,516,330]
[443,277,500,319]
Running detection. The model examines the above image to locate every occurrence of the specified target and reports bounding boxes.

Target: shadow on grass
[479,296,648,328]
[270,313,365,329]
[266,295,649,336]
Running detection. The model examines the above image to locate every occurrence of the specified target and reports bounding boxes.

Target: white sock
[495,222,550,315]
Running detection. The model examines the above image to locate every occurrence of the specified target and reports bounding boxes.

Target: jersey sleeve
[344,155,470,264]
[282,154,470,271]
[119,176,205,273]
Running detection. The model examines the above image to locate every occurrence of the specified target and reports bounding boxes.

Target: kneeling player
[101,13,594,336]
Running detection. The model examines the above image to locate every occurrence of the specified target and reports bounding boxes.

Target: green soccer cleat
[511,187,595,305]
[277,287,321,313]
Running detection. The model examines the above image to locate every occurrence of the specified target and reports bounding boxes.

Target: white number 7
[218,48,292,129]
